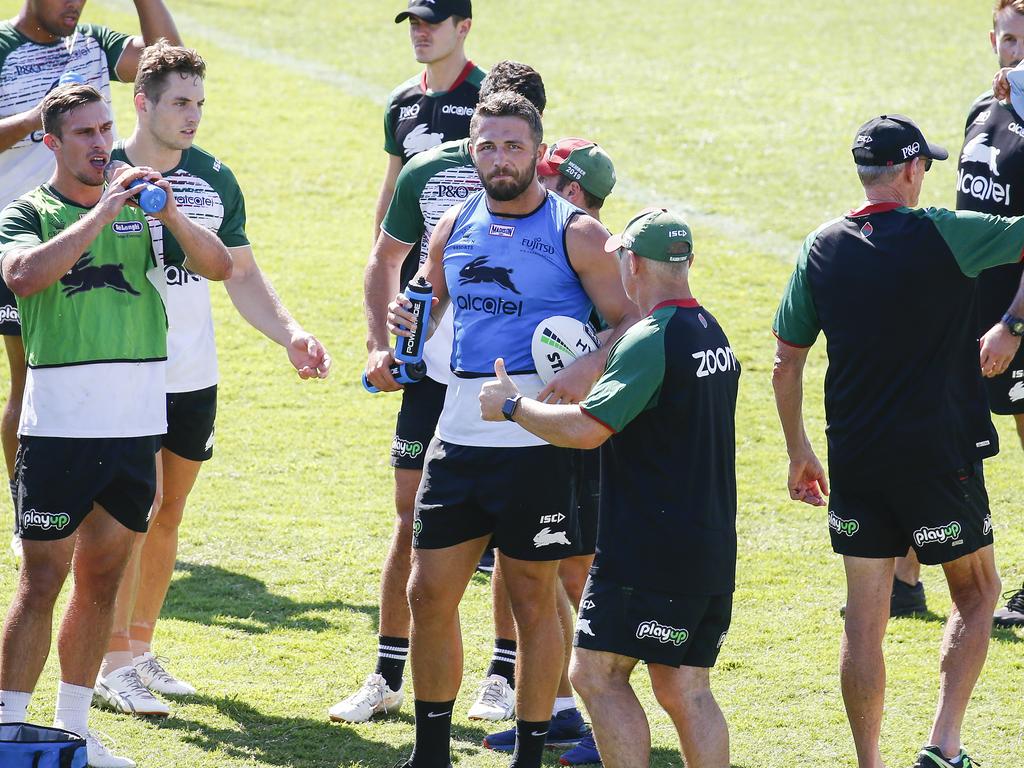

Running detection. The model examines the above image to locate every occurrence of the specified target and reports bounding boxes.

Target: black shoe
[840,577,927,618]
[890,577,927,617]
[993,583,1024,627]
[390,762,452,768]
[476,548,495,575]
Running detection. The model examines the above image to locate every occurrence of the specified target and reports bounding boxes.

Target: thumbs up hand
[479,357,522,422]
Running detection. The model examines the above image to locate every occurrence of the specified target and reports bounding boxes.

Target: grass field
[2,0,1023,765]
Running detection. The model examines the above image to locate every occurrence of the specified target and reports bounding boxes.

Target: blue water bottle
[395,277,432,364]
[363,360,427,393]
[128,179,167,214]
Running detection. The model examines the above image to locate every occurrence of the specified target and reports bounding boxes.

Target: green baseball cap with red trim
[604,208,693,263]
[536,138,616,200]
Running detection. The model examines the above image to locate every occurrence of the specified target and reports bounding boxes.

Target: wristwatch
[501,394,523,422]
[1002,312,1024,337]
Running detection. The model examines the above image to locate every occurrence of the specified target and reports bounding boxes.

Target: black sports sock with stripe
[374,635,408,691]
[485,637,517,688]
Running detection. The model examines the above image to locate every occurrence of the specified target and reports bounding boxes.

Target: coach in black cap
[395,0,472,24]
[772,114,1024,768]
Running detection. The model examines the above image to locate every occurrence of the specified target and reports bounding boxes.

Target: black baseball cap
[395,0,472,23]
[851,114,948,167]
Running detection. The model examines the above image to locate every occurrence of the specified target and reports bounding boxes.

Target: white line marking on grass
[98,0,799,260]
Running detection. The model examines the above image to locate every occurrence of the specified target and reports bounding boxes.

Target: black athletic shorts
[0,276,19,336]
[14,435,158,540]
[575,448,599,556]
[391,377,446,470]
[413,438,580,561]
[163,385,217,462]
[574,574,732,668]
[827,462,992,565]
[984,352,1024,415]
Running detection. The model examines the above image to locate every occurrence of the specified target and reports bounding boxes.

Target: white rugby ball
[531,316,600,385]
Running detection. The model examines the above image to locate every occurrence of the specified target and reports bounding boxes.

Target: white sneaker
[328,673,403,723]
[86,730,136,768]
[466,674,515,721]
[93,665,171,717]
[134,653,197,696]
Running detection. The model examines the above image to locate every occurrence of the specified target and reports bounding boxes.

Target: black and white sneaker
[993,582,1024,627]
[910,745,978,767]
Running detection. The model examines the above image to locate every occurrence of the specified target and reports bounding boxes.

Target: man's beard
[482,165,535,202]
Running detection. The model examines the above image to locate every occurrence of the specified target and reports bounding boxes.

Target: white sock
[53,681,92,737]
[0,689,32,722]
[552,695,576,716]
[100,650,134,679]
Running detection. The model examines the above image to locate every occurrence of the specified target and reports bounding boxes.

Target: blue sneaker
[559,732,601,765]
[482,708,591,753]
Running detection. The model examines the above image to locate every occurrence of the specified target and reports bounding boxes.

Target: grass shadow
[156,693,407,767]
[162,561,377,634]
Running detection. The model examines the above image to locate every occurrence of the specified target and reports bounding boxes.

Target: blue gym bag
[0,723,87,767]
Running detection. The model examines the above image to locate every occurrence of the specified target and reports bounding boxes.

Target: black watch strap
[502,394,523,422]
[1002,312,1024,337]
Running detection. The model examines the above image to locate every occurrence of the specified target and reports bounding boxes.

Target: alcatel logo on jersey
[441,104,474,117]
[164,264,203,287]
[961,134,1001,176]
[455,295,523,317]
[489,224,515,238]
[174,194,215,208]
[958,169,1011,206]
[398,103,421,121]
[111,221,144,235]
[1009,122,1024,139]
[901,141,920,159]
[692,346,737,378]
[438,184,471,199]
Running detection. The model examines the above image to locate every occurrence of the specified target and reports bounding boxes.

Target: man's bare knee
[945,547,1002,611]
[18,558,69,606]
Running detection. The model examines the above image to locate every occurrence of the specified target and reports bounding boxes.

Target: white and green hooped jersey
[381,138,481,384]
[0,22,130,207]
[0,185,168,438]
[112,144,249,393]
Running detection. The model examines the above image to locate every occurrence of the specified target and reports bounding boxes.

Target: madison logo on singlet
[913,520,962,547]
[636,620,689,646]
[959,133,1011,205]
[61,254,139,297]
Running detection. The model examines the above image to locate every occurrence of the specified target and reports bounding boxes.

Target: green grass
[2,0,1023,765]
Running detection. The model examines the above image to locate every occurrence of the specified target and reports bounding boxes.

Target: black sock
[509,719,549,768]
[486,637,517,688]
[410,699,454,768]
[374,635,408,691]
